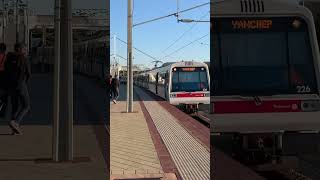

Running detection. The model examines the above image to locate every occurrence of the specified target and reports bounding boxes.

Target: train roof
[303,1,320,20]
[135,61,209,76]
[211,0,313,18]
[161,62,175,67]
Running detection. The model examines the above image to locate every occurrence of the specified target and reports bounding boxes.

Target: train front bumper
[211,111,320,134]
[169,97,210,105]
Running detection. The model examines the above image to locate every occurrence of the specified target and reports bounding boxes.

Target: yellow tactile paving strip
[110,101,163,176]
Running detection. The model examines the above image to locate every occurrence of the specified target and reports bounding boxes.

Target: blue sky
[111,0,210,68]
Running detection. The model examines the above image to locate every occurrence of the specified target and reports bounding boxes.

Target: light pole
[1,0,5,42]
[127,0,133,112]
[113,34,117,72]
[176,0,179,22]
[15,0,19,43]
[52,0,73,162]
[59,0,73,161]
[53,0,61,162]
[25,0,29,51]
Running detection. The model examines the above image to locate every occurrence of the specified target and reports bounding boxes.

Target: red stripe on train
[213,100,302,114]
[176,93,205,98]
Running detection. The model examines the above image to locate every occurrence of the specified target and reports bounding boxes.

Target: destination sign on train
[232,20,272,29]
[182,67,196,71]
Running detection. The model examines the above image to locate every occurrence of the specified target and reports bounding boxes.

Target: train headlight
[170,94,176,98]
[301,100,320,112]
[292,20,301,29]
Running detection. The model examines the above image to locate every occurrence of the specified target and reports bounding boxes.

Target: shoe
[112,99,116,104]
[11,130,23,135]
[9,120,22,135]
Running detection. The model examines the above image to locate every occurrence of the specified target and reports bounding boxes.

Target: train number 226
[296,85,311,93]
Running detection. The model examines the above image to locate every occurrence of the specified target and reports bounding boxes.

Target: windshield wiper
[238,95,262,106]
[253,96,262,106]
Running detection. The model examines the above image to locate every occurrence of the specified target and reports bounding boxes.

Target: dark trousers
[0,74,7,115]
[12,83,30,124]
[0,88,8,116]
[111,87,119,100]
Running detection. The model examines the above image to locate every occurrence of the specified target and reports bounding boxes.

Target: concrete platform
[110,101,164,178]
[0,73,108,179]
[135,88,210,180]
[0,125,107,180]
[135,85,267,180]
[111,173,177,180]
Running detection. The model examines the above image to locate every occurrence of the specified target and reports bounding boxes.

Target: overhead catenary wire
[162,11,209,53]
[111,2,210,64]
[110,53,127,61]
[200,42,209,46]
[133,2,209,27]
[163,33,209,60]
[115,35,160,61]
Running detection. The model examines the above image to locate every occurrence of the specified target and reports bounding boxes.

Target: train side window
[158,73,165,85]
[149,73,156,83]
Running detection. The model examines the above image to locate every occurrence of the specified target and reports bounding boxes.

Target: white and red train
[211,0,320,163]
[134,61,210,113]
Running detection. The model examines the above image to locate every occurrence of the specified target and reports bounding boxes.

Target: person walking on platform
[111,75,120,104]
[0,43,8,116]
[109,75,112,85]
[108,75,112,98]
[5,43,31,135]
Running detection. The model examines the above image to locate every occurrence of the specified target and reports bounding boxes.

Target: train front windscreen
[212,17,318,96]
[171,67,209,92]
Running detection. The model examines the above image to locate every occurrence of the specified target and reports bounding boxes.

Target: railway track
[255,167,312,180]
[192,113,210,128]
[190,110,316,180]
[276,169,312,180]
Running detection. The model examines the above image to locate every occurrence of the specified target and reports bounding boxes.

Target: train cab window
[220,32,289,91]
[171,67,209,92]
[288,31,316,88]
[212,17,318,95]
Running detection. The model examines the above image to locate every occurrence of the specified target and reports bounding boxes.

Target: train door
[164,72,169,99]
[156,73,159,94]
[146,74,149,89]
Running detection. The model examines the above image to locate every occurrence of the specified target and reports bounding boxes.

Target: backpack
[4,53,20,87]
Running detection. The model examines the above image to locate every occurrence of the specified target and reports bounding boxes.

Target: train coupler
[184,104,199,114]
